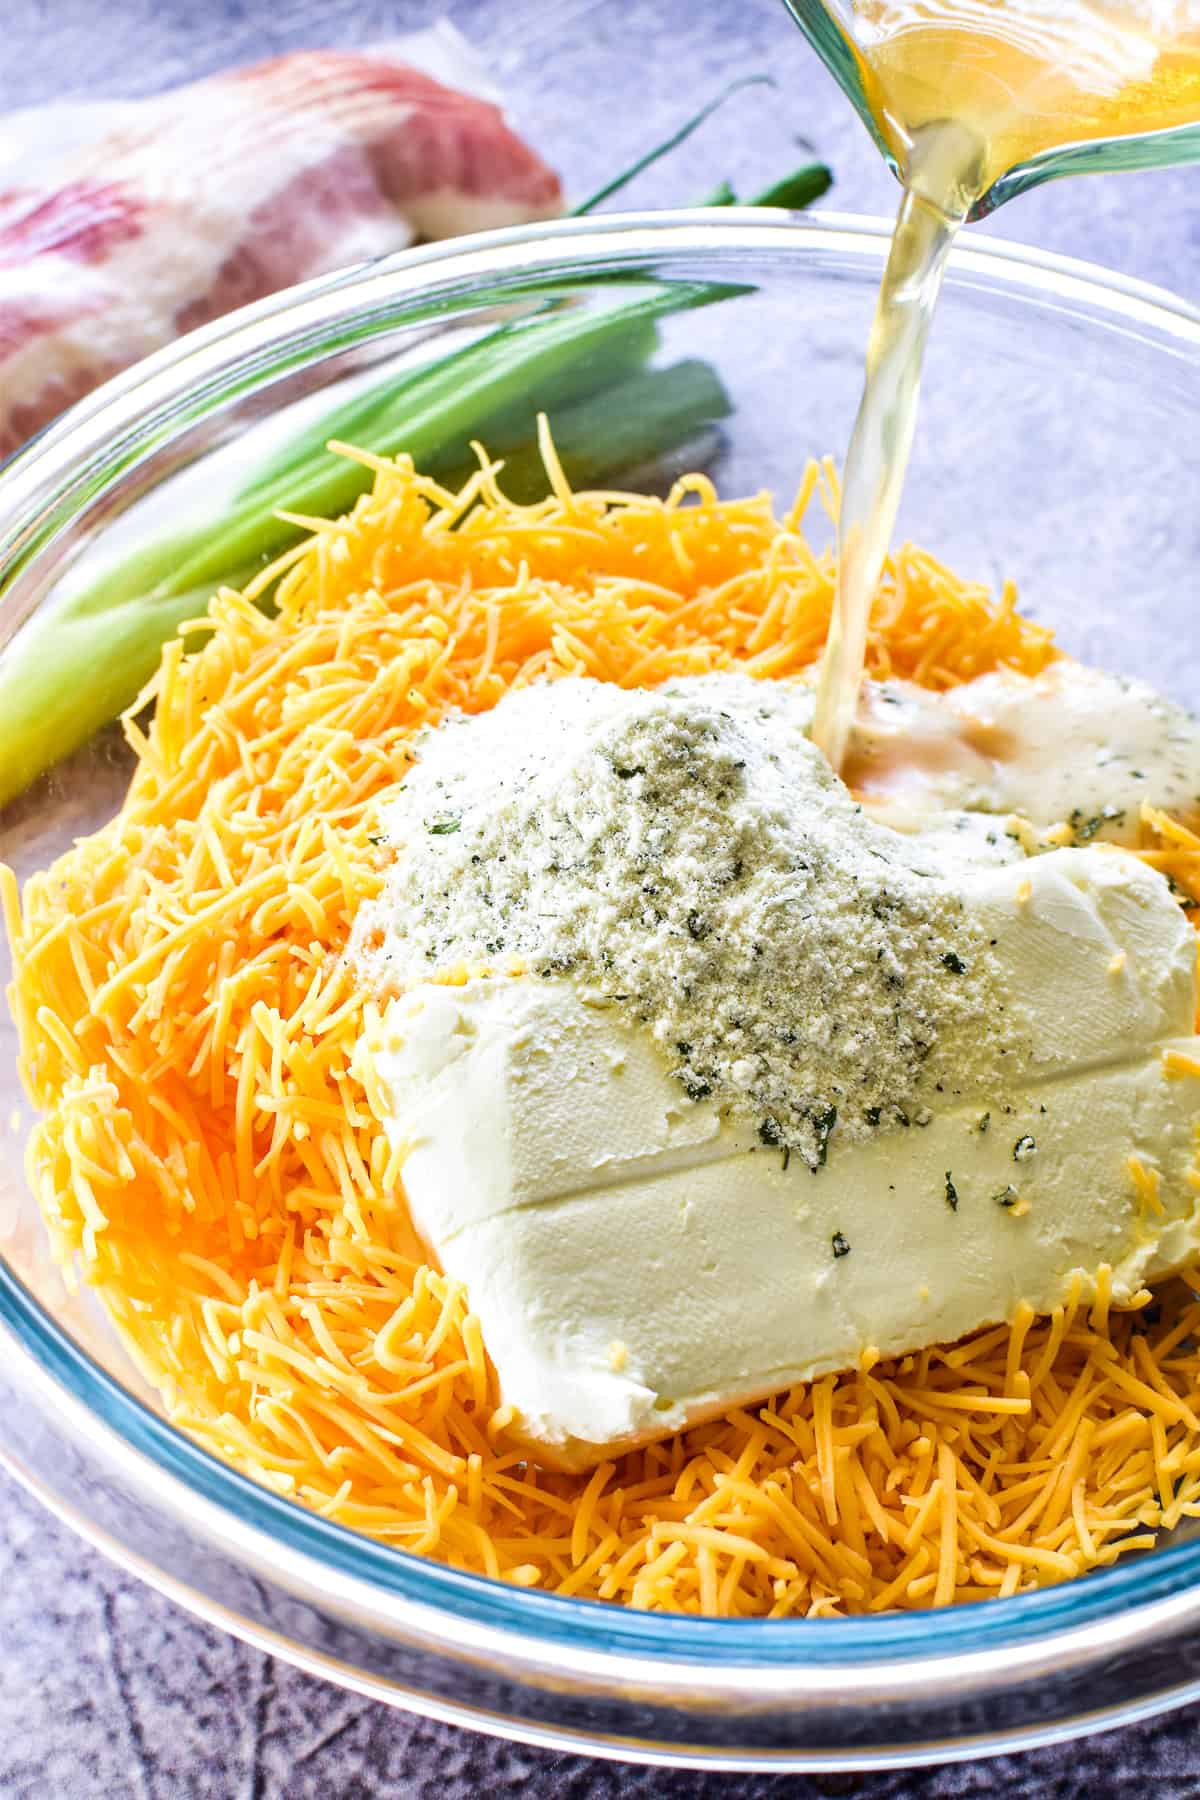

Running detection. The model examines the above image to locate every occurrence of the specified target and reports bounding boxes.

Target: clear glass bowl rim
[5,208,1200,1708]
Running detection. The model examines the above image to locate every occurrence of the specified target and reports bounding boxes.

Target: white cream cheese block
[363,843,1200,1468]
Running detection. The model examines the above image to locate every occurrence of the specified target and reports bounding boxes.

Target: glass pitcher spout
[781,0,1200,219]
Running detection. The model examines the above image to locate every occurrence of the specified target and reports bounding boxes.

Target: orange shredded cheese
[8,444,1200,1616]
[1129,1156,1167,1221]
[1137,804,1200,919]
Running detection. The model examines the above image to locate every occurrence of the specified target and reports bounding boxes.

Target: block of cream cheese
[363,843,1200,1469]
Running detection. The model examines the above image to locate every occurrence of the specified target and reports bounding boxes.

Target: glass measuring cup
[781,0,1200,216]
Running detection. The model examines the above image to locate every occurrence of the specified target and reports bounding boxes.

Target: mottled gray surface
[3,1,1200,1794]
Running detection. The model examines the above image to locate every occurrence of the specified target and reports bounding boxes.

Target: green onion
[233,305,663,506]
[699,165,834,211]
[699,179,739,208]
[748,165,834,210]
[570,74,775,216]
[429,358,732,503]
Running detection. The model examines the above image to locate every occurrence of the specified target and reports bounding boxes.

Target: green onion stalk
[0,93,832,807]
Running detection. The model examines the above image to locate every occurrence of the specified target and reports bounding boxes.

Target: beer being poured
[800,0,1200,770]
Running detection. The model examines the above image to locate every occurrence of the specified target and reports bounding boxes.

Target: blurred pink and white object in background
[0,23,562,458]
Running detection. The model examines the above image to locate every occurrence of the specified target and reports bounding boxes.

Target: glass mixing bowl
[3,212,1200,1774]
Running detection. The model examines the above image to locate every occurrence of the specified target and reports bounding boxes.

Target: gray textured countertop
[4,2,1200,1794]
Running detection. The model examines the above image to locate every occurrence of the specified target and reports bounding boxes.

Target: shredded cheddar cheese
[1129,1156,1167,1221]
[1138,804,1200,915]
[8,442,1200,1617]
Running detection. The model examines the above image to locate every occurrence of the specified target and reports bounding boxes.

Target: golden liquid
[858,0,1200,198]
[811,0,1200,770]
